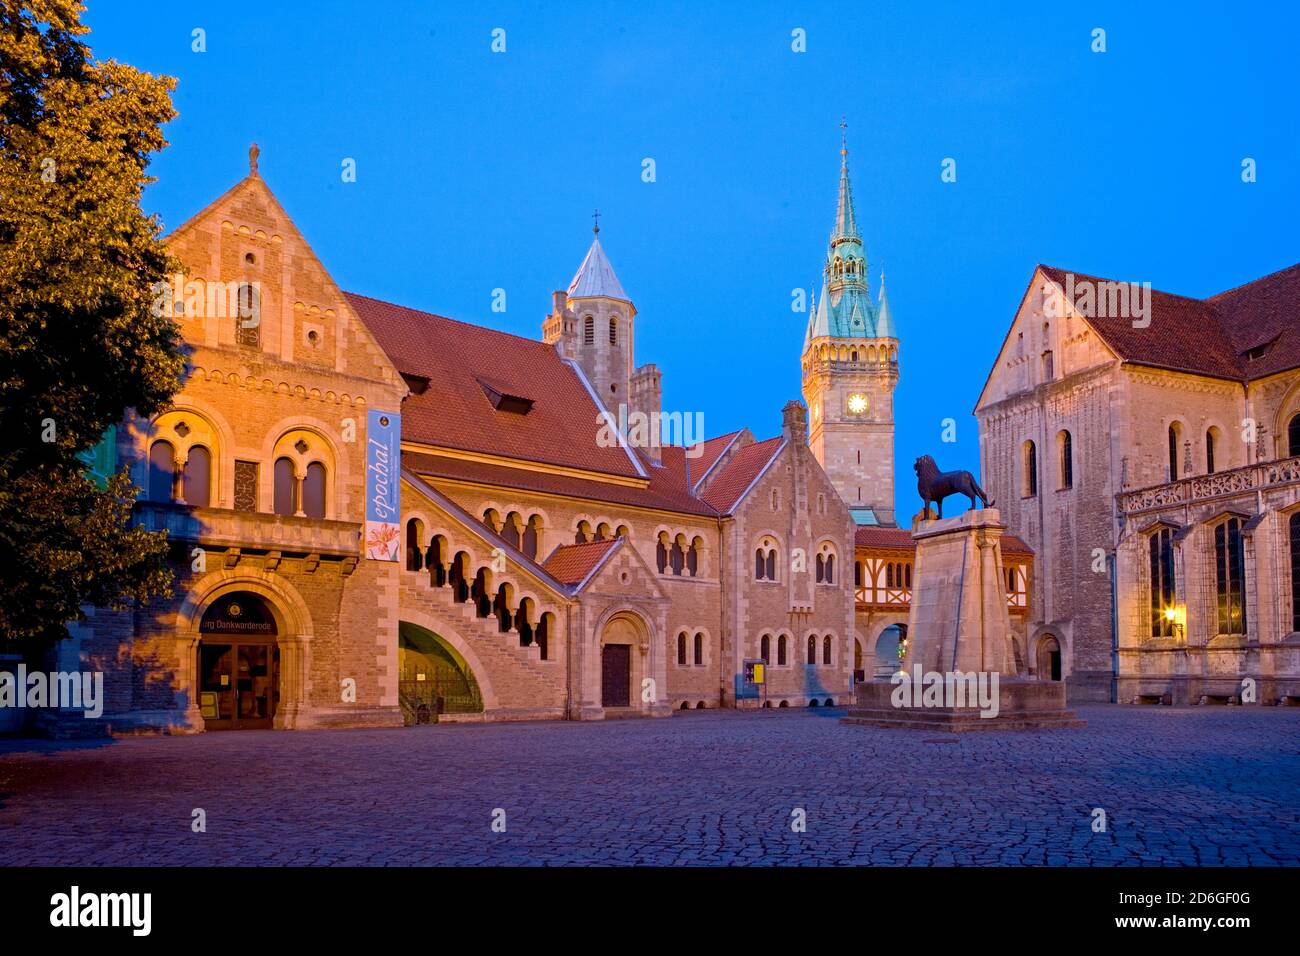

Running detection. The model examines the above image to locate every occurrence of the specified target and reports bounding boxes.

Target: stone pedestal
[844,509,1084,733]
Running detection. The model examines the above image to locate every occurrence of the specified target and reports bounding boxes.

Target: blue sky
[85,1,1298,518]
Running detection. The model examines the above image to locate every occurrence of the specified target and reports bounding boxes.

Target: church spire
[833,119,858,241]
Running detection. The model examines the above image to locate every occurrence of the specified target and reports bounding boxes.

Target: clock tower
[800,133,899,526]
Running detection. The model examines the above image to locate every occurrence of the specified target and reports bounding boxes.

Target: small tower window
[609,317,618,346]
[583,316,594,345]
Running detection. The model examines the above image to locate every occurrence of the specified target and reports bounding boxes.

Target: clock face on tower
[846,392,870,416]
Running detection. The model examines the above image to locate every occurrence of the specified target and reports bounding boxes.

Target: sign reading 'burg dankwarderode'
[365,408,401,561]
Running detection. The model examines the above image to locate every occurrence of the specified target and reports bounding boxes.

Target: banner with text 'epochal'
[365,408,401,561]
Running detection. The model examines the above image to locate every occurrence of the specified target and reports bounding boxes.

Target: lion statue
[914,455,992,519]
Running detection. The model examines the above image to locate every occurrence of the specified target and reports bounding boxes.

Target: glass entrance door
[199,640,278,730]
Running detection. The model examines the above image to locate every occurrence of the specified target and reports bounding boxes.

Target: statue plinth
[845,509,1084,732]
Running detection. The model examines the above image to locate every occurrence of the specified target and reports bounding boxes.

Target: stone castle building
[14,141,1041,736]
[976,264,1300,704]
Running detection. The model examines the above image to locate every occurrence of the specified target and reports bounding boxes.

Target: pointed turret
[875,269,897,340]
[567,230,629,302]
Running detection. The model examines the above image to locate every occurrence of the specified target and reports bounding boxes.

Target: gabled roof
[698,437,785,514]
[348,292,644,479]
[567,235,629,302]
[542,538,621,588]
[1036,262,1300,382]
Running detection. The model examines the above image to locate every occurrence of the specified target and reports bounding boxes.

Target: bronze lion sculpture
[914,455,992,519]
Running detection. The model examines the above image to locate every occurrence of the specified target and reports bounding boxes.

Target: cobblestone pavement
[1,705,1296,866]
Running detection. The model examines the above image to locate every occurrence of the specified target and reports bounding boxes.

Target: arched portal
[599,612,651,711]
[1036,635,1063,682]
[197,591,280,730]
[398,621,484,723]
[874,624,906,678]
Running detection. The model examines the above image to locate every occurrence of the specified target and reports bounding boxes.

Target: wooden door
[601,644,631,708]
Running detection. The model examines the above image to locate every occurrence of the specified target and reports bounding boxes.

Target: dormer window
[400,371,430,395]
[478,379,533,415]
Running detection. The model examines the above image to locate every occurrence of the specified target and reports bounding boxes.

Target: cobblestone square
[1,706,1297,866]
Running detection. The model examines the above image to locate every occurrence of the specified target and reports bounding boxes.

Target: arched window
[583,316,594,345]
[687,537,701,577]
[815,553,825,583]
[657,534,668,573]
[609,317,618,346]
[1058,430,1073,489]
[148,440,175,502]
[777,634,788,666]
[273,457,295,516]
[765,549,776,580]
[823,635,833,665]
[302,462,327,519]
[1290,414,1300,457]
[1148,527,1175,637]
[1290,512,1300,632]
[806,635,817,665]
[760,634,771,664]
[1168,423,1181,480]
[183,445,211,507]
[405,518,425,571]
[522,515,539,559]
[1214,517,1247,635]
[825,553,835,584]
[1023,440,1038,496]
[693,633,703,666]
[669,537,685,575]
[1206,428,1217,475]
[677,632,687,666]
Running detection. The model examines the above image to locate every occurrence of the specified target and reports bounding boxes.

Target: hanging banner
[365,408,401,561]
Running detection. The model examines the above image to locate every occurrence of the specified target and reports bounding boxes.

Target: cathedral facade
[28,144,932,734]
[977,264,1300,705]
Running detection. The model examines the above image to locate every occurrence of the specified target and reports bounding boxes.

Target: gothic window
[1168,423,1181,481]
[303,462,327,519]
[183,445,211,508]
[806,635,817,666]
[233,460,259,512]
[1290,512,1300,632]
[583,316,594,345]
[273,457,295,516]
[677,632,687,666]
[760,634,771,664]
[777,634,788,666]
[823,635,833,666]
[1058,430,1073,489]
[1206,428,1217,474]
[1290,414,1300,457]
[694,633,703,666]
[1148,527,1175,637]
[235,283,261,348]
[1023,440,1037,497]
[609,317,618,346]
[148,440,175,502]
[755,539,779,581]
[1214,518,1247,635]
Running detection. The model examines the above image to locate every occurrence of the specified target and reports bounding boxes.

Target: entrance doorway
[874,624,905,677]
[602,644,631,708]
[1037,636,1062,681]
[198,592,280,730]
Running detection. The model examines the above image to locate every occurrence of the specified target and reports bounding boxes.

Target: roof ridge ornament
[249,142,260,176]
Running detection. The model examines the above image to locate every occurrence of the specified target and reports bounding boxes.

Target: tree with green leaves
[0,1,185,643]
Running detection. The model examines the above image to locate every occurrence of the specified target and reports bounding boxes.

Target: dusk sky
[85,1,1299,514]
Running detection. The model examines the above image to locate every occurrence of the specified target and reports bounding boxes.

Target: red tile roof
[402,450,719,517]
[541,539,620,586]
[346,292,644,478]
[854,525,1033,556]
[1038,262,1300,381]
[698,437,785,514]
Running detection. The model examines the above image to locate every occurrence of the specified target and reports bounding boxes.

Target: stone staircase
[398,571,563,703]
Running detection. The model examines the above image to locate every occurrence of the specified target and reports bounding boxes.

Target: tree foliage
[0,1,185,642]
